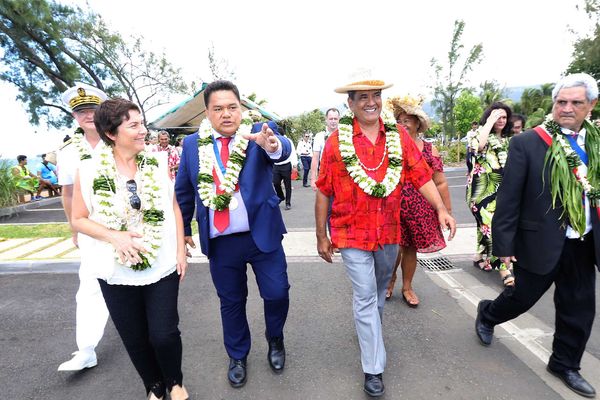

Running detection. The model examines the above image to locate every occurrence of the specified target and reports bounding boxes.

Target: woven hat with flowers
[386,95,431,133]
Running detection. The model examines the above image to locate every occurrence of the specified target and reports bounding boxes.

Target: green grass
[0,220,198,239]
[0,223,72,239]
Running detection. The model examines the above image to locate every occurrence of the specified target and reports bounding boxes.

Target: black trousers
[300,155,312,186]
[99,271,183,396]
[466,150,474,174]
[481,233,597,371]
[273,163,292,206]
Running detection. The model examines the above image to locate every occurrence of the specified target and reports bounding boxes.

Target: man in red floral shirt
[153,130,181,181]
[315,74,456,397]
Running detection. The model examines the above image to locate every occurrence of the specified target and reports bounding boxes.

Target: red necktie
[213,136,232,232]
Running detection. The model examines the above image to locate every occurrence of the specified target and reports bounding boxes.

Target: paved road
[2,167,600,399]
[0,199,67,224]
[0,260,589,400]
[2,259,598,400]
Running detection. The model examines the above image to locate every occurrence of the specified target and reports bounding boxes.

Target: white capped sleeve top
[77,152,177,285]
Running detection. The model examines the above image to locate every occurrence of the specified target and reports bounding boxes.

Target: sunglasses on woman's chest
[126,180,141,210]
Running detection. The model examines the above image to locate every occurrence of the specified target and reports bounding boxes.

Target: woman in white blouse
[71,98,188,400]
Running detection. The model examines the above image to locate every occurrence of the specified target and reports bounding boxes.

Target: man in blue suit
[175,80,291,388]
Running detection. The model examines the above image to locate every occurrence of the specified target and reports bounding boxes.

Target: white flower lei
[197,118,251,210]
[71,129,93,161]
[93,147,164,271]
[337,120,403,198]
[70,128,108,161]
[486,133,509,169]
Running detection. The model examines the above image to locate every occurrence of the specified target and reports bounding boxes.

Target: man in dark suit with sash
[175,80,291,388]
[475,73,600,398]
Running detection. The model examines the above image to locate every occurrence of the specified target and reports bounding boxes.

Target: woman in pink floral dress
[385,96,452,306]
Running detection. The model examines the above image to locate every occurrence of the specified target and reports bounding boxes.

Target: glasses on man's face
[126,180,141,210]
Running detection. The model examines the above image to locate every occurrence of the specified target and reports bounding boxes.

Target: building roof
[149,83,281,131]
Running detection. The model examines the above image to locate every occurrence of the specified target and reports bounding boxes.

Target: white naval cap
[61,82,108,112]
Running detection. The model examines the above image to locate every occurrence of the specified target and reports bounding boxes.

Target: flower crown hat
[386,95,431,133]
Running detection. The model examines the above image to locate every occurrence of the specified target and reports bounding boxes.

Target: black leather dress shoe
[475,299,494,346]
[364,373,385,397]
[547,366,596,398]
[267,335,285,373]
[228,357,247,388]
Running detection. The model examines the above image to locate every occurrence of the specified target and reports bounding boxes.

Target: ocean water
[0,156,44,174]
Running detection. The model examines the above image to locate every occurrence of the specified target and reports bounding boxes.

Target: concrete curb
[0,196,61,218]
[0,224,479,274]
[0,254,476,274]
[0,259,80,274]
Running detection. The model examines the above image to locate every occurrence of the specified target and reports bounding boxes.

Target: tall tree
[0,0,188,128]
[454,89,483,137]
[566,26,600,80]
[566,0,600,118]
[429,20,483,142]
[207,42,236,81]
[282,109,325,145]
[567,1,600,79]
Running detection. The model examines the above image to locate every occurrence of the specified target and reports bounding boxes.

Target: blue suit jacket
[175,130,291,258]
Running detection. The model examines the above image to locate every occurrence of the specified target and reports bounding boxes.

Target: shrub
[437,142,467,165]
[0,159,19,208]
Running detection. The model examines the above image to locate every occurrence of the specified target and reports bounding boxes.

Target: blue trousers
[300,155,312,186]
[209,232,290,360]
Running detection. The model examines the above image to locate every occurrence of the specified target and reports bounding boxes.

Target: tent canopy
[149,83,281,132]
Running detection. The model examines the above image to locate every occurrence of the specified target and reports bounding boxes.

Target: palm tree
[521,83,554,118]
[479,80,505,108]
[520,87,543,116]
[540,83,555,98]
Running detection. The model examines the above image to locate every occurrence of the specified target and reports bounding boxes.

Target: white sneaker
[57,351,97,371]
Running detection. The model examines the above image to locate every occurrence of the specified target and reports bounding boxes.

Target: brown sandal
[501,270,515,287]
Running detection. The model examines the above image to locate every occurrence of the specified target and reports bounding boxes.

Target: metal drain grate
[417,256,454,271]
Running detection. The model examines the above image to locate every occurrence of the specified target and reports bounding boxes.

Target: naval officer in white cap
[57,82,110,371]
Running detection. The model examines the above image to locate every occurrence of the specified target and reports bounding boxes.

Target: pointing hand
[242,123,280,153]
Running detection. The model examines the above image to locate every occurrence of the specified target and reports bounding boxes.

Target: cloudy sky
[1,0,595,158]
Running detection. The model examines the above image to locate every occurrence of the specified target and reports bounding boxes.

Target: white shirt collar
[213,131,235,140]
[560,126,586,146]
[560,126,586,140]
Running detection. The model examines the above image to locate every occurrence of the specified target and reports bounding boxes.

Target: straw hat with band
[334,68,393,93]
